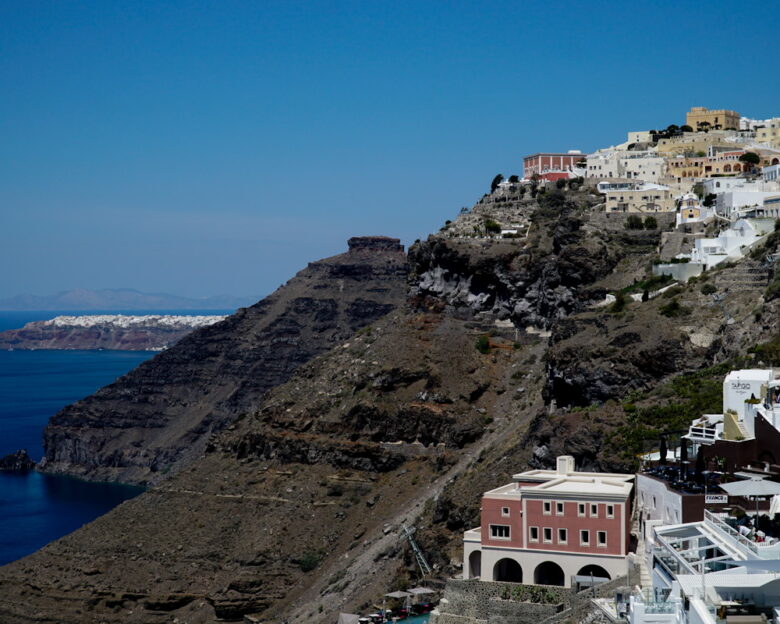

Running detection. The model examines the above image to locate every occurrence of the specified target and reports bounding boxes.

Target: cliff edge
[38,237,408,485]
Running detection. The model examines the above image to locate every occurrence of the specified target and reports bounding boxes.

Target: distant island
[0,314,227,351]
[0,288,257,311]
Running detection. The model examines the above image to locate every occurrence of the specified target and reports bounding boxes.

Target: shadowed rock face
[38,238,408,485]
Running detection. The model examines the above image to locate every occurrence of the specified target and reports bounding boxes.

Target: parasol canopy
[408,586,435,595]
[719,478,780,498]
[385,591,413,599]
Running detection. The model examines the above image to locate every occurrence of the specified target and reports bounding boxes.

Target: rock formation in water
[0,450,35,471]
[0,315,226,351]
[38,236,408,485]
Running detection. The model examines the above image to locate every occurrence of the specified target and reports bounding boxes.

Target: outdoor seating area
[643,464,724,495]
[337,587,437,624]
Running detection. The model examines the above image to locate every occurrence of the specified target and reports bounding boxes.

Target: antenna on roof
[400,525,432,577]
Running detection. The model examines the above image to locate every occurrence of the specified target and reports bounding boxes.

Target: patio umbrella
[720,478,780,515]
[384,591,413,599]
[408,587,435,595]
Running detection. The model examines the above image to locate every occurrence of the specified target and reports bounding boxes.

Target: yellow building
[605,185,676,213]
[685,107,740,131]
[756,120,780,149]
[655,131,736,156]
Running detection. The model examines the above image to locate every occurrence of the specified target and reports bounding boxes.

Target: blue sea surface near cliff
[0,310,231,566]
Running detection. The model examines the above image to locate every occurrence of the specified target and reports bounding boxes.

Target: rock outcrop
[38,237,408,485]
[0,450,36,471]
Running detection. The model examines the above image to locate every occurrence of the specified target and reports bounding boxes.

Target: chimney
[557,455,575,476]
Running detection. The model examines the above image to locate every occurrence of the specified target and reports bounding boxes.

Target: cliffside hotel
[463,456,634,588]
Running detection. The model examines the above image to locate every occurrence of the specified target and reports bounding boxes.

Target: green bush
[484,219,501,234]
[475,335,491,354]
[644,216,658,230]
[625,215,644,230]
[659,298,690,317]
[610,291,628,313]
[298,551,323,572]
[700,283,717,295]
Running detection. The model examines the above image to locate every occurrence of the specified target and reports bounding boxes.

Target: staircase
[717,260,770,293]
[631,513,652,589]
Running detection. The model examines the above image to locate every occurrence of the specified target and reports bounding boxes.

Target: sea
[0,309,231,566]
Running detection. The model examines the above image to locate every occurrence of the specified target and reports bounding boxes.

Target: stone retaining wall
[431,579,567,624]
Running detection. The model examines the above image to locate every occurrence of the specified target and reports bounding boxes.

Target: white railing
[704,510,759,554]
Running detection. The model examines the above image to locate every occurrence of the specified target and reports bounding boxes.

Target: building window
[543,501,552,515]
[580,530,590,546]
[597,531,607,547]
[558,528,567,544]
[490,525,510,540]
[590,504,598,517]
[530,526,539,542]
[607,505,614,518]
[501,507,510,517]
[556,502,564,516]
[578,503,585,517]
[543,528,553,543]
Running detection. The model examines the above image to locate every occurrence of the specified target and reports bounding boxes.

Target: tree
[644,216,658,230]
[666,124,680,135]
[702,193,717,207]
[641,289,650,302]
[491,174,504,193]
[697,121,711,133]
[680,125,693,132]
[659,436,668,465]
[740,152,761,170]
[508,174,519,184]
[625,215,644,230]
[484,219,501,234]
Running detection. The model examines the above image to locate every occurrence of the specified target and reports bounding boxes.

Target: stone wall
[431,579,566,624]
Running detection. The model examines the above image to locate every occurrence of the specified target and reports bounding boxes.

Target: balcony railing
[704,510,759,554]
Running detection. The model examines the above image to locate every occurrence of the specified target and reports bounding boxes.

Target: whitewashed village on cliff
[338,107,780,624]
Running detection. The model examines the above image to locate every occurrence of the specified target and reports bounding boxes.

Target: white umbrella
[770,494,780,516]
[719,478,780,516]
[338,614,360,624]
[408,586,435,595]
[385,591,413,599]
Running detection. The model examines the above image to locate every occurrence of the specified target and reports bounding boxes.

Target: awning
[408,587,435,595]
[385,591,413,599]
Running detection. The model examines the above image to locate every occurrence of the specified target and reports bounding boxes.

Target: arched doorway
[469,551,482,579]
[534,561,565,586]
[577,564,611,581]
[493,558,523,583]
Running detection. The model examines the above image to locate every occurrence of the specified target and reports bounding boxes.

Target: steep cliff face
[39,237,408,485]
[409,189,620,328]
[4,187,777,624]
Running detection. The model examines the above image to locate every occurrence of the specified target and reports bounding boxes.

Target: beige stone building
[686,106,740,130]
[756,119,780,149]
[655,131,738,156]
[605,185,676,213]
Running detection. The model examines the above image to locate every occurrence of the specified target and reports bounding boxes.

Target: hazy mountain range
[0,288,258,311]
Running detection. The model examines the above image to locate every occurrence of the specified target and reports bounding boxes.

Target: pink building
[523,152,583,178]
[463,456,634,588]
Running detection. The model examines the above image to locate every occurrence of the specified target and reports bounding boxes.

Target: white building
[764,164,780,183]
[630,510,780,624]
[690,218,774,269]
[685,369,780,448]
[587,150,667,184]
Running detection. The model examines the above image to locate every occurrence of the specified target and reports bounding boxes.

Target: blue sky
[1,1,778,299]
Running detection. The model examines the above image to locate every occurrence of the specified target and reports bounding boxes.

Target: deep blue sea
[0,310,231,565]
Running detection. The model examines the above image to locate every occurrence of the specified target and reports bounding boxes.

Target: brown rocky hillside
[2,185,779,623]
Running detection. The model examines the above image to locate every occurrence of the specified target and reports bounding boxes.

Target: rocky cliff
[0,315,225,351]
[2,188,778,624]
[38,237,408,485]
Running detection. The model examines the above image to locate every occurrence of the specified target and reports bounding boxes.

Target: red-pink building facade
[463,456,634,587]
[523,153,583,179]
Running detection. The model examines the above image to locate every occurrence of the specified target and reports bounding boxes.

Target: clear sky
[1,1,778,300]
